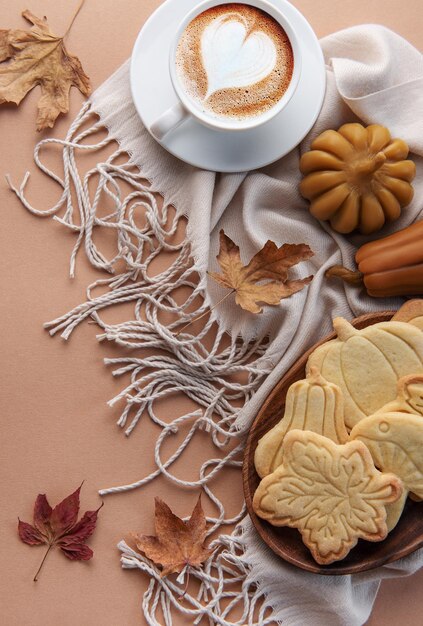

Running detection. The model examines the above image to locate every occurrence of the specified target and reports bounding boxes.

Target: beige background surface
[0,1,422,624]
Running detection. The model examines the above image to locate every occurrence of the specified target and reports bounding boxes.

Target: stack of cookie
[253,310,423,565]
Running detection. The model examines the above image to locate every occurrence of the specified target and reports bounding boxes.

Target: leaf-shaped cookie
[350,412,423,498]
[253,430,402,565]
[384,490,409,532]
[254,368,348,478]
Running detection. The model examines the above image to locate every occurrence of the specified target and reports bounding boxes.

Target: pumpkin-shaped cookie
[254,367,348,478]
[306,318,423,429]
[299,123,416,235]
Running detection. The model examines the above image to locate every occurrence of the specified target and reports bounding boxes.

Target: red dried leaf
[59,541,93,561]
[33,494,52,536]
[18,520,44,545]
[59,506,103,544]
[49,484,81,536]
[18,485,103,581]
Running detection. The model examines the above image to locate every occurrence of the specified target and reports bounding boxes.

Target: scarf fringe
[7,100,275,625]
[118,523,276,626]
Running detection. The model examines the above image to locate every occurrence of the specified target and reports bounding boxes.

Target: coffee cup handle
[149,102,189,140]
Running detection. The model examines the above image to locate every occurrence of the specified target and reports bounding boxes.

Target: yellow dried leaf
[0,9,90,130]
[208,229,314,314]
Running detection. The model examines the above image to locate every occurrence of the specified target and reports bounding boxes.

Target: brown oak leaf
[18,484,103,581]
[208,230,314,314]
[0,7,90,130]
[133,497,214,578]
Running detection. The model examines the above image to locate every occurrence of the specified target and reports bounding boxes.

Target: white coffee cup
[150,0,302,140]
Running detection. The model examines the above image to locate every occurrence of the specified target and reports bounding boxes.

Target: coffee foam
[176,4,294,122]
[201,15,278,98]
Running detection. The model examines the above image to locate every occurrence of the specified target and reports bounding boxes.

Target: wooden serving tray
[243,311,423,575]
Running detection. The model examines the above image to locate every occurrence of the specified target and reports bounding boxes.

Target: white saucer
[130,0,326,173]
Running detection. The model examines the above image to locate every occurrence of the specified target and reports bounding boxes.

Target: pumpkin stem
[333,317,358,341]
[353,151,387,177]
[326,265,364,286]
[307,366,328,386]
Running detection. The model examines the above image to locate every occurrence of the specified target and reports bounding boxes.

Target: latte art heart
[201,15,277,99]
[176,4,294,123]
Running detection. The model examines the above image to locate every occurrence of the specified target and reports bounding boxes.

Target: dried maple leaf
[133,497,214,579]
[253,431,402,564]
[0,5,90,130]
[18,484,103,581]
[208,230,314,314]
